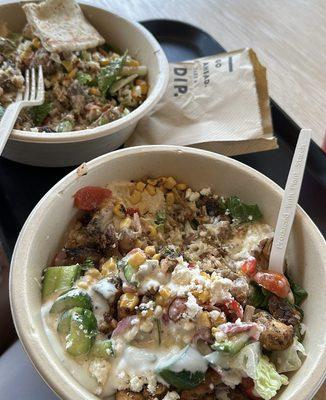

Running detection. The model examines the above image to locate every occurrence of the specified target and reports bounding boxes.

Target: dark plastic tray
[0,19,325,258]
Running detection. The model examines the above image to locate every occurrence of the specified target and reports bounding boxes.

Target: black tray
[0,20,325,258]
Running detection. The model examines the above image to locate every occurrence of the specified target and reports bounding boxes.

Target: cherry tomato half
[241,256,257,277]
[253,271,290,298]
[73,186,112,211]
[220,299,243,322]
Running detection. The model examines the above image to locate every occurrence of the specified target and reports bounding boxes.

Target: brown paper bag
[126,49,278,156]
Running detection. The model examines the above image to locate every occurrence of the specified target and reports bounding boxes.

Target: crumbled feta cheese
[140,320,154,333]
[89,358,111,386]
[183,293,202,320]
[130,376,145,392]
[171,262,193,285]
[200,187,211,196]
[116,370,130,390]
[209,310,222,323]
[162,391,180,400]
[145,371,158,395]
[189,192,200,202]
[209,273,233,304]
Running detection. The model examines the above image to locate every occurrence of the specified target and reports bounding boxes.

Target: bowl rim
[9,145,326,400]
[0,1,169,144]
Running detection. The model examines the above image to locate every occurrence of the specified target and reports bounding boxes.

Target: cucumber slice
[65,308,97,357]
[211,333,249,354]
[118,258,138,285]
[155,345,207,390]
[90,339,115,359]
[57,307,83,336]
[50,289,92,314]
[42,265,81,299]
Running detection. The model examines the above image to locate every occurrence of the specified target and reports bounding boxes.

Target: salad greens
[0,105,4,120]
[76,71,93,86]
[98,51,127,95]
[30,101,52,125]
[217,195,263,223]
[271,337,306,373]
[254,356,288,399]
[286,274,308,305]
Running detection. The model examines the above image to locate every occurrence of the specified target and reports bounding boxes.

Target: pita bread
[22,0,105,52]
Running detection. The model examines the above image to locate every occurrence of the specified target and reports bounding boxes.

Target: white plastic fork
[0,65,44,155]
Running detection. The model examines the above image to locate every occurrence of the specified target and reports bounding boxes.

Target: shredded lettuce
[270,337,306,373]
[254,355,288,400]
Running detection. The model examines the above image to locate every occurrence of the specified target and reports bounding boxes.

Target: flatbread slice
[22,0,105,52]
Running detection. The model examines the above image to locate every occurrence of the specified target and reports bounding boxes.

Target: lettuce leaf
[30,101,51,125]
[270,337,306,373]
[98,51,127,95]
[226,196,263,223]
[286,274,308,305]
[76,71,93,86]
[254,356,288,400]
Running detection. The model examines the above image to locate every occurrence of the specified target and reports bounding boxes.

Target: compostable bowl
[10,146,326,399]
[0,2,169,167]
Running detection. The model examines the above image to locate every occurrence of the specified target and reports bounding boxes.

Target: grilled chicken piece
[116,391,144,400]
[253,311,294,351]
[268,294,301,326]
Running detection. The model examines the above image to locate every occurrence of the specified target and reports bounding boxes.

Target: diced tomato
[240,378,261,399]
[220,299,243,322]
[126,207,139,216]
[253,271,290,298]
[73,186,112,211]
[241,256,257,277]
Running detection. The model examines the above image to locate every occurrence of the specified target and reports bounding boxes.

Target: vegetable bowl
[10,146,326,400]
[0,2,168,166]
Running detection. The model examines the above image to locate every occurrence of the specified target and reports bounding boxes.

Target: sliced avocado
[50,288,92,314]
[42,265,81,299]
[65,308,97,357]
[211,333,249,354]
[90,339,115,359]
[155,345,207,390]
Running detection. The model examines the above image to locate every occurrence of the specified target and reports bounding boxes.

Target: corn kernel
[200,271,210,280]
[147,178,159,186]
[197,311,211,328]
[120,217,132,229]
[130,190,142,204]
[77,280,89,289]
[128,251,146,268]
[135,239,143,248]
[166,192,175,205]
[155,287,172,305]
[144,246,156,257]
[86,268,101,279]
[100,59,110,66]
[119,293,139,310]
[32,37,41,49]
[101,258,117,276]
[113,202,126,218]
[135,79,148,95]
[152,253,161,261]
[67,68,77,79]
[148,225,157,239]
[126,59,140,67]
[176,183,187,191]
[136,181,146,192]
[62,60,73,72]
[164,177,177,190]
[146,184,156,196]
[192,289,210,304]
[89,87,101,96]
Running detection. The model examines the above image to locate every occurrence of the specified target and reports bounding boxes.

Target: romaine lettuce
[254,355,288,399]
[270,337,306,373]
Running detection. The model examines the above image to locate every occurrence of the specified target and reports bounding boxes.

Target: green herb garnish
[76,71,93,86]
[226,196,262,223]
[286,274,308,306]
[81,258,95,271]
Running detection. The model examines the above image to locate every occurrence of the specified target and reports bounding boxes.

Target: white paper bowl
[0,2,169,167]
[10,146,326,400]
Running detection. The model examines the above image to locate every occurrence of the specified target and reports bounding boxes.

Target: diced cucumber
[57,307,83,336]
[118,258,138,285]
[211,333,249,355]
[42,265,81,299]
[65,308,97,357]
[155,345,207,390]
[50,289,92,314]
[90,339,115,359]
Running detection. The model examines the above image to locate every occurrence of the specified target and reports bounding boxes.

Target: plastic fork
[0,65,44,155]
